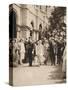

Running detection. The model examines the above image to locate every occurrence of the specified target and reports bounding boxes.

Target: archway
[9,10,17,39]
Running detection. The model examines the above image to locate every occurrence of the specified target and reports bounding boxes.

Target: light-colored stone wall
[9,4,55,41]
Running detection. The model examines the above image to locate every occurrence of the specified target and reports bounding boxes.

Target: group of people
[49,37,65,66]
[9,36,66,67]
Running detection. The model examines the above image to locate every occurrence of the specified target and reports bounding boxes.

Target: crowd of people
[9,35,66,68]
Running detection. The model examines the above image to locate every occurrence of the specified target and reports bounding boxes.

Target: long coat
[27,41,34,58]
[49,41,55,63]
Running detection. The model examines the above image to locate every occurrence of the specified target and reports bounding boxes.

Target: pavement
[10,63,66,86]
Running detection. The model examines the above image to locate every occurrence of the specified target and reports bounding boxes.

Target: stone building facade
[9,4,55,42]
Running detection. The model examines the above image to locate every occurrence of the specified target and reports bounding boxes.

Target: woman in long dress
[37,40,45,65]
[13,39,19,66]
[34,42,40,65]
[43,39,49,65]
[19,39,25,65]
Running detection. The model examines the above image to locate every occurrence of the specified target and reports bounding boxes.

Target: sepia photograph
[9,4,66,86]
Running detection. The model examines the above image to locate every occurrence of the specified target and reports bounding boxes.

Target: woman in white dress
[43,39,49,65]
[37,40,45,65]
[34,42,41,66]
[19,39,25,65]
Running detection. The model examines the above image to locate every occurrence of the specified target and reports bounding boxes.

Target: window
[31,21,34,30]
[39,24,42,30]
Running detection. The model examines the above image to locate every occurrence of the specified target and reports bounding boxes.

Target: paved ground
[10,63,66,86]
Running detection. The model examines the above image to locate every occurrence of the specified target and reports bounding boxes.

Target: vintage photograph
[9,4,66,86]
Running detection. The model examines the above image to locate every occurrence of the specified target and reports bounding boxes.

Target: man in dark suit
[49,39,55,65]
[28,37,34,66]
